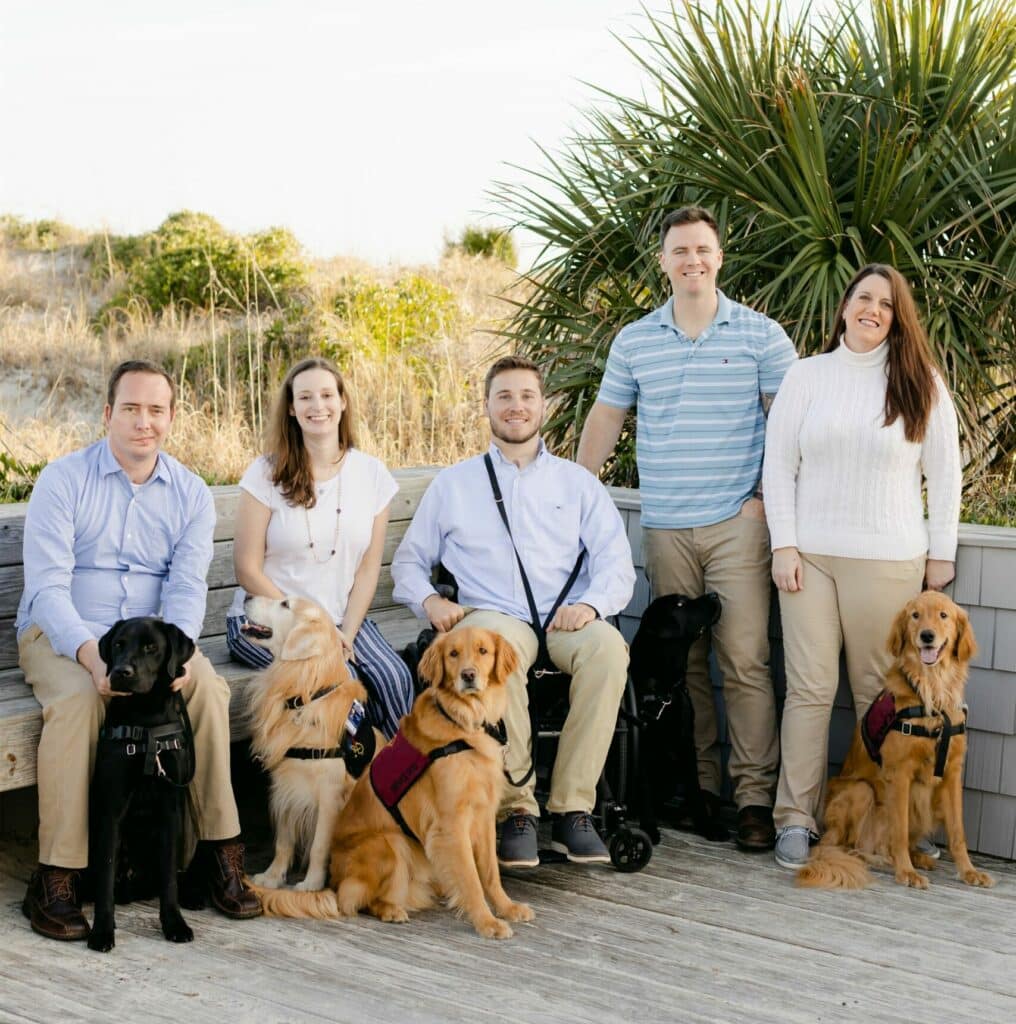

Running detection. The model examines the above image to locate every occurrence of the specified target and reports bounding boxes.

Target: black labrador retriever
[88,617,196,953]
[630,592,728,843]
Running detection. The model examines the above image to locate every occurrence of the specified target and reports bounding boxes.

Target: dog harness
[861,681,967,778]
[283,692,375,779]
[98,696,195,789]
[370,704,507,844]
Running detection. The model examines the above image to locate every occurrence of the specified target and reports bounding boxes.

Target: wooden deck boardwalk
[2,826,1013,1024]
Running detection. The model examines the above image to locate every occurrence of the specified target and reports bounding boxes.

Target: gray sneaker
[915,835,941,860]
[774,826,815,870]
[550,812,610,864]
[498,812,539,868]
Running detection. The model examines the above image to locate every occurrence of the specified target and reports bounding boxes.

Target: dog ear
[279,621,320,661]
[417,637,443,688]
[160,621,196,679]
[953,605,978,663]
[492,634,518,685]
[887,604,911,658]
[97,622,119,669]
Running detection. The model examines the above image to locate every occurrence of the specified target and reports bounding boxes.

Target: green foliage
[98,211,309,317]
[0,452,45,503]
[445,225,517,266]
[495,0,1016,486]
[331,274,461,364]
[0,214,81,250]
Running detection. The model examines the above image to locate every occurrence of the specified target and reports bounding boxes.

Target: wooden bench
[0,467,440,794]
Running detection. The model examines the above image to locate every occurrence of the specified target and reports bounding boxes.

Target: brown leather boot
[205,840,262,919]
[22,866,91,941]
[736,805,776,852]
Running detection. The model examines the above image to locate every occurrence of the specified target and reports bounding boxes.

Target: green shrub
[0,452,45,503]
[445,225,517,266]
[0,214,81,250]
[332,274,461,363]
[99,211,309,316]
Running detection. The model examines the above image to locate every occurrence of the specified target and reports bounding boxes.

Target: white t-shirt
[228,449,398,625]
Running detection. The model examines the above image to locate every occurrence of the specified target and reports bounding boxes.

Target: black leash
[482,452,585,788]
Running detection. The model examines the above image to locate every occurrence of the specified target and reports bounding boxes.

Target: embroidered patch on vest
[861,690,897,766]
[369,731,430,808]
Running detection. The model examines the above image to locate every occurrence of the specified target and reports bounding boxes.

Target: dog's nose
[113,664,135,678]
[920,629,936,645]
[460,667,476,684]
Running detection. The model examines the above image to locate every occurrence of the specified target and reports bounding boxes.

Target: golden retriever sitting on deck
[254,627,535,939]
[243,595,374,892]
[798,591,995,891]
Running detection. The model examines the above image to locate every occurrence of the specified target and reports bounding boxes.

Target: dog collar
[285,685,340,710]
[433,698,506,746]
[284,722,376,777]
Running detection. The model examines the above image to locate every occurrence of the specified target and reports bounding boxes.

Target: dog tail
[247,881,341,919]
[795,844,872,890]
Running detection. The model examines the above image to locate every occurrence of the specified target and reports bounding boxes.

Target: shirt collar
[487,438,548,468]
[658,289,732,332]
[98,438,171,485]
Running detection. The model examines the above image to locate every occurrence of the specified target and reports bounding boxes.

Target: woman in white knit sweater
[762,264,961,869]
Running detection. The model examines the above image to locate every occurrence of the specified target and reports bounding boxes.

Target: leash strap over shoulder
[483,452,585,789]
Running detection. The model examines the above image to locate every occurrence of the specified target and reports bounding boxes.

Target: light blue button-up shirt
[392,442,635,622]
[15,439,214,660]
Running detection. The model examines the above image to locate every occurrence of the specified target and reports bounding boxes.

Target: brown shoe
[22,866,91,941]
[206,841,262,919]
[736,805,776,852]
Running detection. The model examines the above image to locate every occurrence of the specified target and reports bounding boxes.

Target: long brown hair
[824,264,939,443]
[265,356,357,507]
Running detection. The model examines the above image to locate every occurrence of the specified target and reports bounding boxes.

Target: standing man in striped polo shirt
[577,206,797,852]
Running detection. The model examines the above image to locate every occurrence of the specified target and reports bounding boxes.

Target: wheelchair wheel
[609,826,653,873]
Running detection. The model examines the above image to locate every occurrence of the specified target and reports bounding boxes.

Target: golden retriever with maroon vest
[798,591,994,890]
[253,627,535,939]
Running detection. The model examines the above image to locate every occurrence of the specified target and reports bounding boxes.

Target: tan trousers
[18,626,242,869]
[452,609,629,819]
[643,514,778,809]
[774,552,926,832]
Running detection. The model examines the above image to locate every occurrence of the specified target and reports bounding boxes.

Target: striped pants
[226,615,414,739]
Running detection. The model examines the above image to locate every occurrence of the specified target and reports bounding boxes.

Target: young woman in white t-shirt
[226,357,414,737]
[762,264,962,869]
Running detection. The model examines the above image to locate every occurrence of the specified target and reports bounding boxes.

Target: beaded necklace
[304,455,345,562]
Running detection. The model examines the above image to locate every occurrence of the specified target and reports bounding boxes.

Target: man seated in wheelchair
[392,356,636,867]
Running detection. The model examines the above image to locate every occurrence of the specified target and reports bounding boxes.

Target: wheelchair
[402,604,653,873]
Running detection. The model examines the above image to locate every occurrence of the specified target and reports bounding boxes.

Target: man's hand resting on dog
[424,594,466,633]
[77,638,122,697]
[548,603,597,631]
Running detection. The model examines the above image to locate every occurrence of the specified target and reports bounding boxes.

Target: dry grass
[0,241,516,488]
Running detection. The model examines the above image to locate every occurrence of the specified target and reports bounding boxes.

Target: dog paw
[371,901,409,923]
[162,914,194,943]
[500,901,534,923]
[895,868,929,889]
[960,868,995,888]
[294,874,326,892]
[88,929,115,953]
[475,917,513,939]
[251,871,283,889]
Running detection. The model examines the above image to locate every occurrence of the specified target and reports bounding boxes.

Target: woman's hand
[336,628,355,661]
[925,559,955,591]
[772,547,803,593]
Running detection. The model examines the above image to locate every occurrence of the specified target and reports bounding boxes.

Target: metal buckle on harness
[126,742,136,756]
[900,722,913,736]
[532,668,557,679]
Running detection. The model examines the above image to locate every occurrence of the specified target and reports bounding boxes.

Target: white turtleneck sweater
[762,341,961,561]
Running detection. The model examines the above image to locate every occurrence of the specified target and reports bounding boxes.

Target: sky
[1,0,655,266]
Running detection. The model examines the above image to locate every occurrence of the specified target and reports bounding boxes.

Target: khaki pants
[18,626,242,869]
[452,610,629,819]
[643,513,778,809]
[774,553,926,832]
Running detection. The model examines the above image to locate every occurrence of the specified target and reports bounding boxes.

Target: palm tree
[496,0,1016,485]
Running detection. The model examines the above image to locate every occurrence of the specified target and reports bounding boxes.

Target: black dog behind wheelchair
[629,592,727,844]
[87,617,197,952]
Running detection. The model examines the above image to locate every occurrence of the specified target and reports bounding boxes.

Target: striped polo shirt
[598,291,797,529]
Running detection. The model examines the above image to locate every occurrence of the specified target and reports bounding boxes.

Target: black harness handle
[482,452,586,788]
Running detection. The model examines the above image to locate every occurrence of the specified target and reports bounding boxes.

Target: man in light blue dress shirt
[16,361,261,941]
[393,355,636,867]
